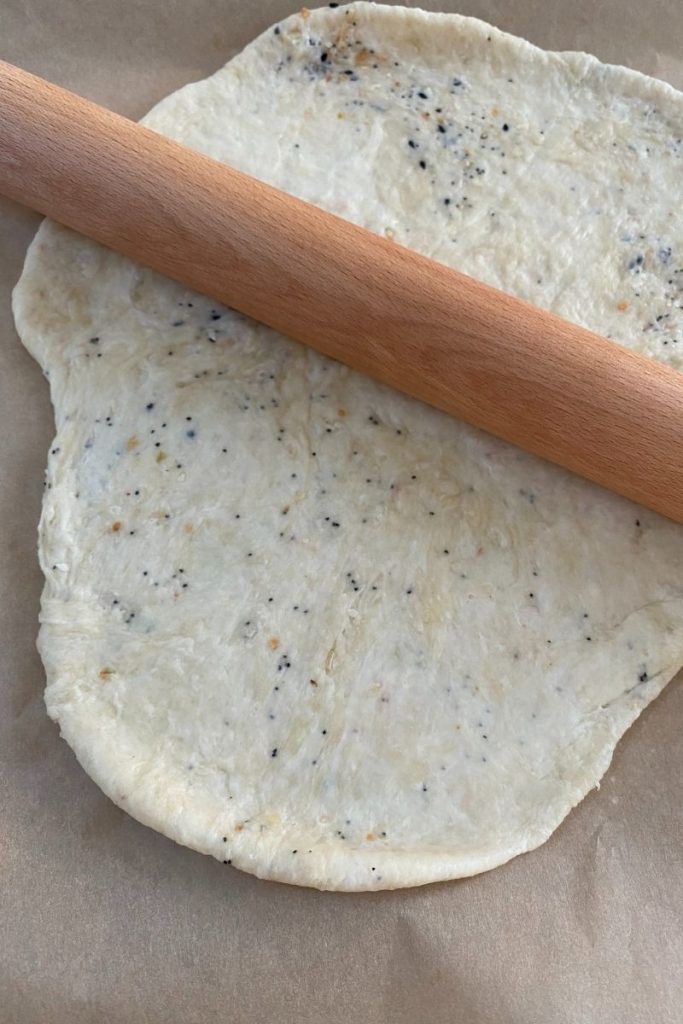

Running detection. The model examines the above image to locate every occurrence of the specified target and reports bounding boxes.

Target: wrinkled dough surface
[14,2,683,889]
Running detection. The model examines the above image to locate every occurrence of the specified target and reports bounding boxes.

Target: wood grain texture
[1,59,682,521]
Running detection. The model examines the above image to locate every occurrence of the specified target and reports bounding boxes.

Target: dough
[14,2,683,890]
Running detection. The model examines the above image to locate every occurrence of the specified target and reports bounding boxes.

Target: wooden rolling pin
[1,59,682,522]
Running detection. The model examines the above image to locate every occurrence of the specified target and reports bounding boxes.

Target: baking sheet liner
[1,2,682,1020]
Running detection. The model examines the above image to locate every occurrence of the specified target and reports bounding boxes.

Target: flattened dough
[14,2,683,889]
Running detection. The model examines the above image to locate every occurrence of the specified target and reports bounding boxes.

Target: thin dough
[14,2,683,889]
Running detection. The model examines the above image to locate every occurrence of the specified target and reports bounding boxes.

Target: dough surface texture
[14,2,683,889]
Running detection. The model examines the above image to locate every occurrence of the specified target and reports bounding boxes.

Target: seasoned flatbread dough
[14,2,683,890]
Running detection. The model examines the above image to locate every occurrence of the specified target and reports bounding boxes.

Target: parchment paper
[1,2,682,1021]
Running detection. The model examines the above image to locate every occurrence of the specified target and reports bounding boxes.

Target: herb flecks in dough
[14,2,683,891]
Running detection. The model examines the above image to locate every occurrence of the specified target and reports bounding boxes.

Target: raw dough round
[14,2,683,889]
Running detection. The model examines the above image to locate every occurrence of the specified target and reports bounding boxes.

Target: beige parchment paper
[1,2,682,1021]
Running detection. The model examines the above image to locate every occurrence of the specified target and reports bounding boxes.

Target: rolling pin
[1,59,682,522]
